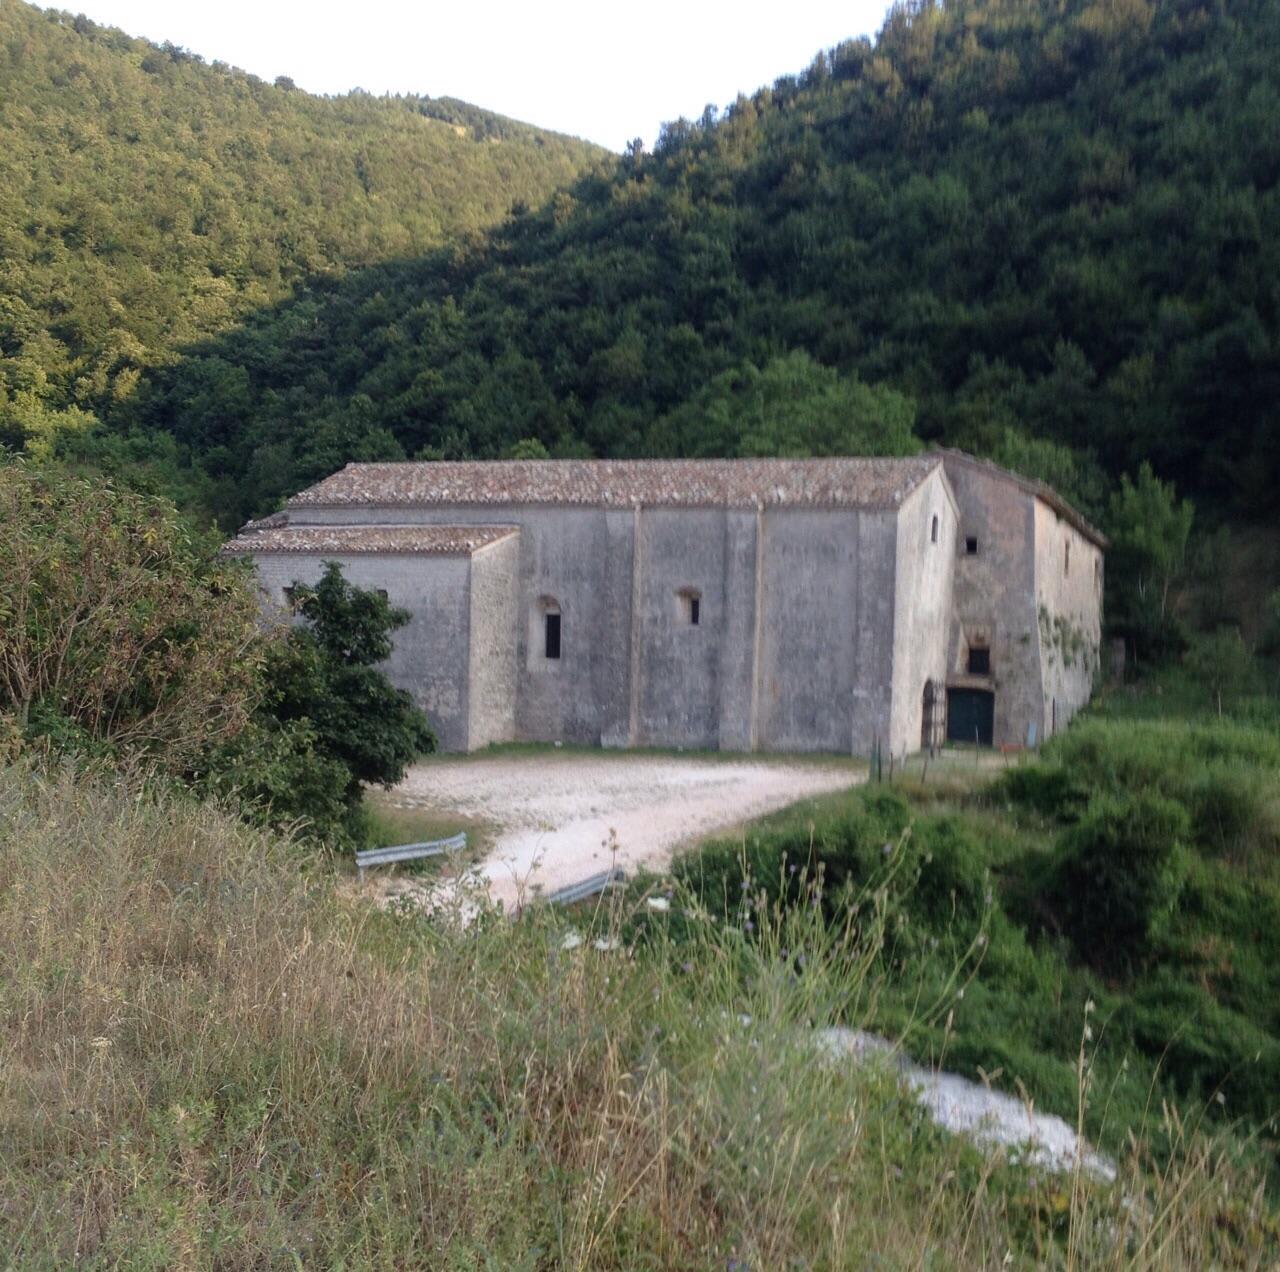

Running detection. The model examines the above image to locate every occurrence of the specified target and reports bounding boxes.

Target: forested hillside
[3,0,1278,535]
[0,1,604,458]
[76,0,1276,530]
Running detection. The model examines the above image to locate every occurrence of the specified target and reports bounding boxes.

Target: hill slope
[109,0,1279,527]
[0,1,604,455]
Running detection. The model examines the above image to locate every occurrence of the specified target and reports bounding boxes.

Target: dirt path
[380,751,864,912]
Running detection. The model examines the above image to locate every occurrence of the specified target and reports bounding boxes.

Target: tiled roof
[284,456,943,511]
[221,522,519,556]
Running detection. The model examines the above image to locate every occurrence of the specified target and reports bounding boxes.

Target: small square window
[968,646,991,676]
[965,537,979,556]
[544,611,561,660]
[376,588,389,602]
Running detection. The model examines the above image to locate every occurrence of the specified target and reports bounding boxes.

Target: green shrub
[1040,792,1191,976]
[1186,766,1272,862]
[673,788,913,922]
[1126,972,1280,1121]
[994,764,1090,820]
[669,791,995,966]
[1002,717,1280,865]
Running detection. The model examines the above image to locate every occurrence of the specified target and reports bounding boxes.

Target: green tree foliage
[1185,627,1260,715]
[81,0,1280,530]
[0,461,262,768]
[0,2,602,461]
[648,351,918,459]
[206,563,435,844]
[1106,462,1195,660]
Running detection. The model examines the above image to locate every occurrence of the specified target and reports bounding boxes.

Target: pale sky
[64,0,894,151]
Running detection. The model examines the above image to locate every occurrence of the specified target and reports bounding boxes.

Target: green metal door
[946,688,994,746]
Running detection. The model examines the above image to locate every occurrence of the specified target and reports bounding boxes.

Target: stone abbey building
[225,452,1106,757]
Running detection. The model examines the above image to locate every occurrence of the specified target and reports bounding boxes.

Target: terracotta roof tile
[221,523,519,556]
[284,456,942,511]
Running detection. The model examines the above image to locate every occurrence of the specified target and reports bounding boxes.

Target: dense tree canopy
[0,1,603,464]
[59,0,1274,531]
[3,0,1278,542]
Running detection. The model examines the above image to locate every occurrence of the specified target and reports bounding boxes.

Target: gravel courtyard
[379,750,864,912]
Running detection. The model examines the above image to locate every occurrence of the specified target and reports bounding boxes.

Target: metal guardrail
[355,832,467,881]
[544,868,626,906]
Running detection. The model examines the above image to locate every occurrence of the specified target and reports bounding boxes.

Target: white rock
[815,1027,1116,1181]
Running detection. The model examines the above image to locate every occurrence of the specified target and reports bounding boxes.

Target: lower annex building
[224,451,1106,757]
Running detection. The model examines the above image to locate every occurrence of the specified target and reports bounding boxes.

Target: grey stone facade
[226,454,1105,756]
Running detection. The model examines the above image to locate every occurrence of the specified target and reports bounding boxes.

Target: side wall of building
[716,510,763,752]
[467,534,519,749]
[758,508,868,753]
[1033,501,1104,738]
[889,470,957,757]
[632,508,729,748]
[846,510,897,756]
[941,460,1043,747]
[250,550,474,753]
[292,502,880,754]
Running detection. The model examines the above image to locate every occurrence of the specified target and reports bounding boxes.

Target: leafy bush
[1039,792,1191,976]
[203,562,435,846]
[994,763,1090,820]
[1126,972,1280,1121]
[668,790,998,974]
[1000,717,1280,867]
[0,462,262,770]
[673,789,912,919]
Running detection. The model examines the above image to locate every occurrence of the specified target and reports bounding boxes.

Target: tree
[206,563,435,844]
[502,437,551,460]
[0,462,262,769]
[1185,627,1259,716]
[1105,463,1195,664]
[648,352,918,459]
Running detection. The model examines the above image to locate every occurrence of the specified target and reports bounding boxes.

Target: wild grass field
[3,726,1279,1267]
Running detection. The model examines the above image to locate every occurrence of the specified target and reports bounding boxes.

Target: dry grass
[0,763,1275,1267]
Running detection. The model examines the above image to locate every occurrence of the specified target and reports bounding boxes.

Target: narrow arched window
[1064,541,1071,577]
[930,514,939,544]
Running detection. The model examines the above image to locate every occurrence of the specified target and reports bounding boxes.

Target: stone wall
[633,508,727,748]
[757,508,865,753]
[941,457,1043,748]
[273,498,932,756]
[250,550,473,752]
[889,469,957,757]
[1033,500,1104,738]
[467,533,519,749]
[716,510,762,752]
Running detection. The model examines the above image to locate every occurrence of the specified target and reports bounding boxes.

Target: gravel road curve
[379,751,864,912]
